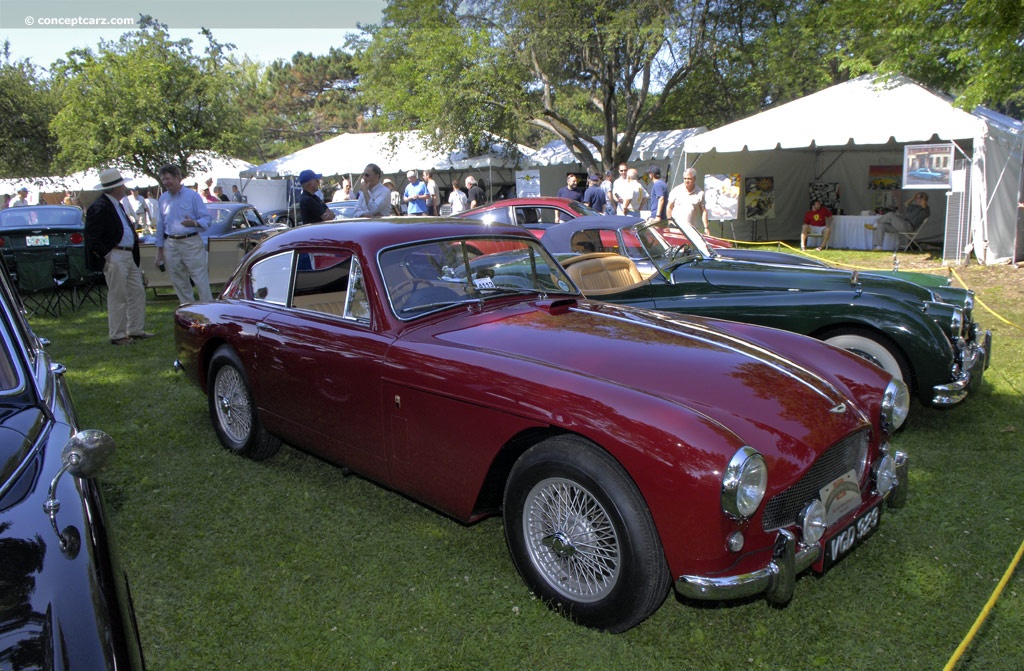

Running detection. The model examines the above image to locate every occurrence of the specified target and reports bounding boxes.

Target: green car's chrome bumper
[932,329,991,406]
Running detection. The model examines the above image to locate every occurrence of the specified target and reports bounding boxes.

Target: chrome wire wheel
[522,476,620,603]
[213,364,252,444]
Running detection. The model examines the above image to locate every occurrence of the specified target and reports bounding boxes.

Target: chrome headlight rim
[881,378,910,433]
[798,499,828,545]
[721,446,768,520]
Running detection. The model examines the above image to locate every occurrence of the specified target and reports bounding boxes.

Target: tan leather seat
[562,253,645,295]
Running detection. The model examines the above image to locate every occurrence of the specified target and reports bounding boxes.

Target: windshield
[633,219,712,272]
[379,236,577,319]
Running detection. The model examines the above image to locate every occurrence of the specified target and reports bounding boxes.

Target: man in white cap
[84,168,152,345]
[9,187,30,207]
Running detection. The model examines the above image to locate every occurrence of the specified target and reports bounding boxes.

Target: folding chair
[895,216,927,251]
[11,248,62,317]
[66,246,106,309]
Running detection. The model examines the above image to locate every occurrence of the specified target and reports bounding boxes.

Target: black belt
[114,245,134,251]
[164,232,198,240]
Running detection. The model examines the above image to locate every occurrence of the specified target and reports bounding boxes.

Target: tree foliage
[49,17,244,180]
[0,44,59,178]
[355,0,724,175]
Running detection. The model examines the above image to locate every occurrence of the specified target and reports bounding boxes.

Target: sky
[0,0,386,69]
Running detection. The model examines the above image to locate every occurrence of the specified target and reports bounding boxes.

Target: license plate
[26,235,49,247]
[823,501,882,571]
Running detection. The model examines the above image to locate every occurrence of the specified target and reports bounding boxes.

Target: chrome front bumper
[931,329,991,406]
[676,530,819,603]
[676,452,909,603]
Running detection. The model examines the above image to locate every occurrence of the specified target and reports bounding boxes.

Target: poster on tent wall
[903,143,954,189]
[868,165,901,190]
[516,170,541,198]
[809,182,840,212]
[744,176,775,219]
[705,173,740,221]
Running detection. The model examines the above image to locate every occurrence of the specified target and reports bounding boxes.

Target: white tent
[529,128,706,167]
[243,131,528,179]
[522,129,705,200]
[682,75,1024,264]
[1,154,256,204]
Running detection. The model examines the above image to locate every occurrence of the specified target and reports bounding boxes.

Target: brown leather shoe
[111,337,135,346]
[128,332,156,340]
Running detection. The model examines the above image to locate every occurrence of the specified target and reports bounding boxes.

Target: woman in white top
[448,184,469,214]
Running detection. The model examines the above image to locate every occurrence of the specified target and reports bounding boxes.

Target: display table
[829,215,898,250]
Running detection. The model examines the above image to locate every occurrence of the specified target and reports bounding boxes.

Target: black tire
[503,435,670,632]
[207,345,281,461]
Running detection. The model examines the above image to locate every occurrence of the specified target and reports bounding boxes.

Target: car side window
[290,251,370,324]
[249,251,293,305]
[242,209,263,228]
[231,213,249,231]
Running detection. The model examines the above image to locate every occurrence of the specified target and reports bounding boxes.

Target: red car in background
[457,196,735,248]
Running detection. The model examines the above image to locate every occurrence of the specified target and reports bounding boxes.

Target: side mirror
[43,430,116,558]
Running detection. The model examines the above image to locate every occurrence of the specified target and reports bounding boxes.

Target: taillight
[0,238,5,248]
[69,232,84,244]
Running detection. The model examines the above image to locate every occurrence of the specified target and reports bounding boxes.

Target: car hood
[674,256,937,302]
[429,298,869,457]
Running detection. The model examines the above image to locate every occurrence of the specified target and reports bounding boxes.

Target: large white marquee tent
[682,75,1024,264]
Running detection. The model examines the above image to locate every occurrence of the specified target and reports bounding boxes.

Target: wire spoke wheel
[213,364,252,444]
[523,477,620,602]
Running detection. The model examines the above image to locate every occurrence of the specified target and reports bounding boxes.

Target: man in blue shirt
[556,173,583,202]
[403,170,431,215]
[581,174,607,214]
[647,166,669,223]
[154,164,213,304]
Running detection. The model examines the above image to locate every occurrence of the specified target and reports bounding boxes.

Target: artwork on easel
[744,176,775,219]
[809,182,839,212]
[705,173,741,221]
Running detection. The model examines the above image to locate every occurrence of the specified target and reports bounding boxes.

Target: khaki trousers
[103,249,147,340]
[164,234,213,305]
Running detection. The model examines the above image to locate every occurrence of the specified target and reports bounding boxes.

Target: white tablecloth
[830,215,898,250]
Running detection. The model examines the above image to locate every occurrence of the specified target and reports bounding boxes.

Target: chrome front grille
[761,430,869,531]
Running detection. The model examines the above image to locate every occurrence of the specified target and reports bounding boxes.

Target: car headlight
[881,378,910,433]
[721,446,768,519]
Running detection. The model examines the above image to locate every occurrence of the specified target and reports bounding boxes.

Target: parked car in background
[541,215,826,272]
[139,203,285,291]
[141,202,285,245]
[457,198,737,248]
[261,207,298,227]
[173,219,910,632]
[327,200,361,220]
[0,256,145,669]
[554,217,990,408]
[0,205,87,292]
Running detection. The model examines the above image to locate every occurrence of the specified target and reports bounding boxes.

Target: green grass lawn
[31,253,1024,671]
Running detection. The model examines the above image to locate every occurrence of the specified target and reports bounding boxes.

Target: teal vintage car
[540,216,990,408]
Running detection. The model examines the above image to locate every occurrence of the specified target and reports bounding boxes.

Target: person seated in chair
[801,199,832,251]
[866,192,929,250]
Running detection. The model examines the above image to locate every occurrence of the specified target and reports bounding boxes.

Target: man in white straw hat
[84,168,152,345]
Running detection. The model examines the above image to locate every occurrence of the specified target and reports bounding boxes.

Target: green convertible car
[540,216,990,409]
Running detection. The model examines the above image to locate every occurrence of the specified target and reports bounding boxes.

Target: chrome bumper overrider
[931,330,991,406]
[676,530,819,602]
[676,451,909,603]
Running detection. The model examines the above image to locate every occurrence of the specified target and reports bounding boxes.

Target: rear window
[0,207,82,230]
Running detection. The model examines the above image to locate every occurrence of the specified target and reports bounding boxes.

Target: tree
[49,17,245,181]
[0,44,59,178]
[354,0,724,175]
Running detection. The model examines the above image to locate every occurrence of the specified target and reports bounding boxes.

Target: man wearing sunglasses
[353,163,393,218]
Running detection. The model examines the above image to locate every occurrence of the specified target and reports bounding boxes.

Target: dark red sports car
[173,219,910,632]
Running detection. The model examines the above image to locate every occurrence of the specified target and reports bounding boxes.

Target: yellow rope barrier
[714,236,1024,667]
[943,538,1024,670]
